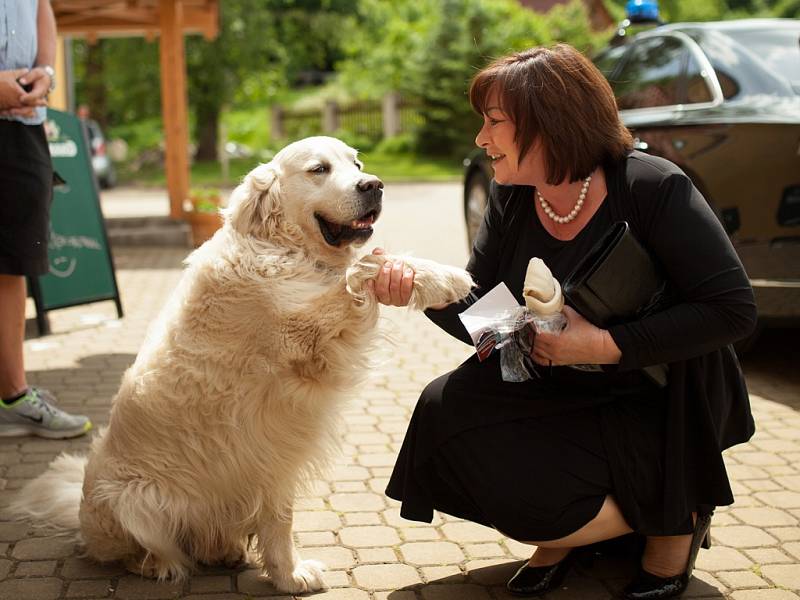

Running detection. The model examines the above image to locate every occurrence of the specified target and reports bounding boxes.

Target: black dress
[385,151,757,540]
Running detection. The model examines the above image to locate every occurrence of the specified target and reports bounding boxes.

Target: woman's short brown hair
[469,43,633,185]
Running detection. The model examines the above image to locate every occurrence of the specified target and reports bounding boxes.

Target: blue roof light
[625,0,661,23]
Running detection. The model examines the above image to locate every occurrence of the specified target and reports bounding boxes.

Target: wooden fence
[271,93,424,142]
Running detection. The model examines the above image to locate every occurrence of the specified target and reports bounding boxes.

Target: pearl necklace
[537,175,592,224]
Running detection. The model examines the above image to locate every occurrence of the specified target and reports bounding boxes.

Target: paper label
[458,283,522,361]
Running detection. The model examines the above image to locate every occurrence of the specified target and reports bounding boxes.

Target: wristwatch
[39,65,56,92]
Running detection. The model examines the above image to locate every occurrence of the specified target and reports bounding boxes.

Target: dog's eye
[309,164,329,174]
[355,161,363,170]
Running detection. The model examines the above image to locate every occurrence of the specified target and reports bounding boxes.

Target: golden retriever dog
[11,136,473,593]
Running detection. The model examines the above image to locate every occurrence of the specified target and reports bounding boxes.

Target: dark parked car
[463,18,800,326]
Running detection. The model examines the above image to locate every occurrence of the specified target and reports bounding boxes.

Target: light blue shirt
[0,0,46,125]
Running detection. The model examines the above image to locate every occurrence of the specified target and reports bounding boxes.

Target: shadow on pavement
[740,326,800,409]
[17,353,137,428]
[110,245,189,271]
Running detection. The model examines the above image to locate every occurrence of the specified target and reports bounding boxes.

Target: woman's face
[474,89,545,186]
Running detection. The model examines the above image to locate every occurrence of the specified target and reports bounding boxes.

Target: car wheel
[464,169,490,249]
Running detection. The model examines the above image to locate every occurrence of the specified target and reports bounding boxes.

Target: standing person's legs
[0,274,28,398]
[0,120,92,439]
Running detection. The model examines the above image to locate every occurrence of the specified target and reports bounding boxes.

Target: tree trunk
[194,101,220,161]
[85,40,108,127]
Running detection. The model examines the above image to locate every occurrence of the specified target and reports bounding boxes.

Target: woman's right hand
[368,248,415,307]
[0,69,30,110]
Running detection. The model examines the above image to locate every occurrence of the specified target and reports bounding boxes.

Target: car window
[684,51,714,104]
[593,44,628,79]
[688,28,795,99]
[724,28,800,86]
[612,36,687,110]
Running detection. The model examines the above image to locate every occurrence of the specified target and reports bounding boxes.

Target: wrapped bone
[523,258,564,316]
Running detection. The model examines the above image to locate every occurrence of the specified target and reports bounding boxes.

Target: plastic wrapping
[481,307,567,382]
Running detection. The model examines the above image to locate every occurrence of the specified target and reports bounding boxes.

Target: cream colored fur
[10,137,473,594]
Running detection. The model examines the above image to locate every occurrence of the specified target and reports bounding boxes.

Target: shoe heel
[687,512,713,579]
[701,530,711,550]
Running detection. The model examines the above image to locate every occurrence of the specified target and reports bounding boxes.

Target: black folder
[563,221,669,387]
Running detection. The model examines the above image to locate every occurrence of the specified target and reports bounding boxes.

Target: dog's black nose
[357,177,383,193]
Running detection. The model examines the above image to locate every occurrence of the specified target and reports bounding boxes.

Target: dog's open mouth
[315,210,379,247]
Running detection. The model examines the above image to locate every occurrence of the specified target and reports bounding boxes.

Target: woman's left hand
[531,306,622,366]
[367,247,415,307]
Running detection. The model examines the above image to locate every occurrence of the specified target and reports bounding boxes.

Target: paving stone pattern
[1,184,798,599]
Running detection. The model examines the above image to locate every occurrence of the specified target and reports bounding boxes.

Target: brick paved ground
[0,183,798,599]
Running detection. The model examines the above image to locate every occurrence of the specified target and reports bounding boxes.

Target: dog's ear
[223,162,282,238]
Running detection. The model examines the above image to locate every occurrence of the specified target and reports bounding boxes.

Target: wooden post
[271,105,284,140]
[382,92,401,139]
[218,120,229,184]
[50,36,69,111]
[158,0,190,219]
[323,100,339,134]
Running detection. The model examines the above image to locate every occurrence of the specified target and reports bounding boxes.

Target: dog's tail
[8,453,86,535]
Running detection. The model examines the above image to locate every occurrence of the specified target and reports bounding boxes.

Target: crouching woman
[367,44,756,599]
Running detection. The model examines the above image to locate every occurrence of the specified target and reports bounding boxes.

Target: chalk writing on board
[48,229,102,278]
[49,256,76,278]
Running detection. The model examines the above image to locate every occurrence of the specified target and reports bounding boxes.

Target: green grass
[358,150,462,182]
[119,150,462,189]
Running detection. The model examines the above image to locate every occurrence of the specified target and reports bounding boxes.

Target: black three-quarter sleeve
[423,181,510,346]
[608,157,757,370]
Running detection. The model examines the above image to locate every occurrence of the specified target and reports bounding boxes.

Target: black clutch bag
[562,221,669,387]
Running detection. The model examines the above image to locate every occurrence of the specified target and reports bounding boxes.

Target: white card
[458,282,521,348]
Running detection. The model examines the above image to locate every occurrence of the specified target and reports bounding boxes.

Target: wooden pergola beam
[51,0,219,219]
[53,0,218,38]
[55,7,217,39]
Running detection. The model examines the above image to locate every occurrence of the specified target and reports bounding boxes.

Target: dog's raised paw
[408,261,475,310]
[274,559,326,593]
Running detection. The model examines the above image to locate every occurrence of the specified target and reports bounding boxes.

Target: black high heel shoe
[622,511,713,600]
[507,552,574,597]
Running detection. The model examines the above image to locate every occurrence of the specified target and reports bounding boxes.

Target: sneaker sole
[0,420,92,439]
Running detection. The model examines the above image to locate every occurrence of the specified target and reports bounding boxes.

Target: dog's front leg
[347,253,474,310]
[257,517,325,593]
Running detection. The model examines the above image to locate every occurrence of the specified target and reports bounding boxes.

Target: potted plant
[184,188,224,247]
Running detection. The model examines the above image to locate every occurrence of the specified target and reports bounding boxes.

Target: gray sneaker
[0,388,92,439]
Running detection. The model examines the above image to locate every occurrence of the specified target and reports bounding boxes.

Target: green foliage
[336,0,605,157]
[79,0,793,177]
[72,38,161,125]
[374,133,416,154]
[545,0,610,51]
[335,0,437,99]
[773,0,800,16]
[222,108,272,152]
[106,117,164,157]
[331,130,379,153]
[119,151,461,187]
[188,188,223,213]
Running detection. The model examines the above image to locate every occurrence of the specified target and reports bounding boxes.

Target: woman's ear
[223,162,282,237]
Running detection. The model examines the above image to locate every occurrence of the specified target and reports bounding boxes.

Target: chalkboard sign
[29,109,122,333]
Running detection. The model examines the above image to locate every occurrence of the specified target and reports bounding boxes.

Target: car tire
[99,168,117,190]
[464,169,490,249]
